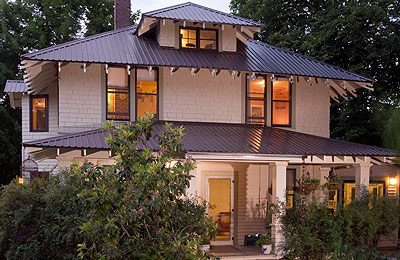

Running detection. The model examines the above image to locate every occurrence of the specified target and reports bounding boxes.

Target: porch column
[354,161,372,198]
[270,161,288,256]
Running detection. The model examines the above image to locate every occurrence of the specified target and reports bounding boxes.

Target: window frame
[29,94,49,132]
[105,65,131,121]
[134,67,159,120]
[271,79,293,127]
[179,27,219,51]
[245,74,267,125]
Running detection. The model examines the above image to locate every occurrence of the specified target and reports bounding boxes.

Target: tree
[77,115,215,259]
[0,0,140,185]
[230,0,400,147]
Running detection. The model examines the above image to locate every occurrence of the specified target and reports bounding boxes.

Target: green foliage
[230,0,400,147]
[0,115,215,259]
[281,192,400,260]
[255,233,272,247]
[0,172,85,259]
[77,114,215,259]
[0,0,140,185]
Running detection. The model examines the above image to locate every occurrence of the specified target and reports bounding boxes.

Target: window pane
[107,88,129,120]
[107,66,129,120]
[136,68,158,119]
[108,67,128,87]
[248,78,265,98]
[32,97,47,131]
[272,80,290,101]
[247,99,264,119]
[272,101,289,125]
[180,29,197,48]
[137,94,157,118]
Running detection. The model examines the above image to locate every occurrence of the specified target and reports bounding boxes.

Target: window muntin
[180,28,217,50]
[272,80,291,126]
[107,67,129,120]
[246,76,266,125]
[30,95,48,132]
[136,68,158,119]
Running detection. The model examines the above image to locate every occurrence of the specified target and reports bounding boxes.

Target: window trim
[105,65,131,121]
[245,74,267,125]
[271,79,292,127]
[30,94,49,132]
[134,67,159,120]
[179,27,219,51]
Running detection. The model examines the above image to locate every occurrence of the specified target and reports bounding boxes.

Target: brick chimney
[114,0,131,29]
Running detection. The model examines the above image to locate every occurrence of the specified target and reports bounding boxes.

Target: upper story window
[271,80,292,126]
[30,95,48,132]
[136,68,158,119]
[246,75,266,125]
[106,66,130,121]
[180,28,217,50]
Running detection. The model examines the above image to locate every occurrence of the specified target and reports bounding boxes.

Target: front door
[208,178,233,244]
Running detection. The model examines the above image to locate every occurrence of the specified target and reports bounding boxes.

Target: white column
[270,161,288,256]
[354,161,371,198]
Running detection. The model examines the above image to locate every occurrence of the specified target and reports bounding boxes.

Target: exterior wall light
[389,177,397,186]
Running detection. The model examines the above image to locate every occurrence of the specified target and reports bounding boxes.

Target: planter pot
[200,244,211,254]
[261,244,272,254]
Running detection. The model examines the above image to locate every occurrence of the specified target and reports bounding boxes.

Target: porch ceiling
[23,121,394,157]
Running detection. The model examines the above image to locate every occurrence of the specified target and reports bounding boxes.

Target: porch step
[217,255,279,260]
[210,245,280,260]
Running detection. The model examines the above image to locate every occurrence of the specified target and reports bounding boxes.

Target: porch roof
[22,121,394,157]
[4,80,27,93]
[21,25,371,83]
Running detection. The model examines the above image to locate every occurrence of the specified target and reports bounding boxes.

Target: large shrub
[281,189,399,260]
[0,115,215,259]
[77,115,216,259]
[0,172,85,259]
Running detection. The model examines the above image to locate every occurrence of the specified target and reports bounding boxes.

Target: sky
[132,0,232,14]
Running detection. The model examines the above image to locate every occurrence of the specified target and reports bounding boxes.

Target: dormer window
[180,28,217,50]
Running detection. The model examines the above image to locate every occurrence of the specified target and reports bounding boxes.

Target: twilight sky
[132,0,232,14]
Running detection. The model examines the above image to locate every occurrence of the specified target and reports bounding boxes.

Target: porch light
[389,177,397,186]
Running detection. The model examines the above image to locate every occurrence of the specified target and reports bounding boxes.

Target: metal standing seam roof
[142,2,261,27]
[4,80,28,93]
[22,25,371,82]
[23,121,394,157]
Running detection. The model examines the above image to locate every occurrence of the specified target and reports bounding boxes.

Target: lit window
[180,29,197,49]
[199,30,217,50]
[107,67,129,120]
[30,95,48,132]
[180,28,217,50]
[272,80,291,126]
[136,68,158,119]
[246,76,266,125]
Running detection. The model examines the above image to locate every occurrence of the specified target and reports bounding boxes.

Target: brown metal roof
[23,121,393,156]
[22,25,371,83]
[143,2,261,27]
[4,80,27,93]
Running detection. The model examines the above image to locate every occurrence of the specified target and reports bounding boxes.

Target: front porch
[210,245,278,259]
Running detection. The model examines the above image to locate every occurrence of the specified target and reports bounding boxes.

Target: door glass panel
[208,178,231,241]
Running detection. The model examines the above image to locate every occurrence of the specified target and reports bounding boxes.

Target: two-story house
[5,0,398,253]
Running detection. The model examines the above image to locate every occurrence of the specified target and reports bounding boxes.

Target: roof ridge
[249,39,371,82]
[143,2,260,26]
[23,25,137,59]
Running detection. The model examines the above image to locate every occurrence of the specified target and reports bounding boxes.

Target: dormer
[137,2,261,52]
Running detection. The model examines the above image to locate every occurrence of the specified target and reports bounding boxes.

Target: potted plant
[324,170,341,190]
[199,219,217,254]
[255,233,272,254]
